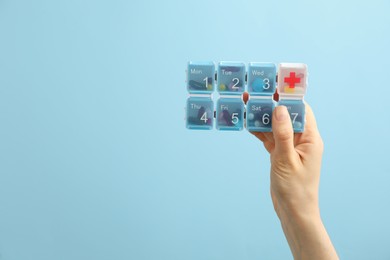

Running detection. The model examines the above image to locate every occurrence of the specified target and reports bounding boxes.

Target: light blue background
[1,0,389,259]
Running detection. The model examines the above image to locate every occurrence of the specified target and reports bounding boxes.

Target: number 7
[291,113,298,124]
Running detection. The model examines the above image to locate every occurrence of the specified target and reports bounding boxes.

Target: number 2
[231,78,239,90]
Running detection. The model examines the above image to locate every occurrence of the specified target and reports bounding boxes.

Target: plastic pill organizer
[186,62,308,133]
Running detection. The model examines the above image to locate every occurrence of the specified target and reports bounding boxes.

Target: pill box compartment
[278,99,306,133]
[247,63,276,95]
[277,63,308,97]
[187,62,215,94]
[186,97,214,130]
[216,98,244,131]
[246,99,275,132]
[217,62,246,94]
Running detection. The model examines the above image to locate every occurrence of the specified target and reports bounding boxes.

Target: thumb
[272,106,295,155]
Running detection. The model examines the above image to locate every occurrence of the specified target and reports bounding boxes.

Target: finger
[251,131,267,143]
[304,102,319,135]
[263,141,275,154]
[295,103,324,161]
[250,131,274,143]
[250,132,275,153]
[305,103,323,149]
[264,132,275,143]
[272,106,295,156]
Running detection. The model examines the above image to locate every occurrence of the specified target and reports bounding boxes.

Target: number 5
[231,113,239,124]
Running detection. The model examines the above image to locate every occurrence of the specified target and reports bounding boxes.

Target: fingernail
[275,106,288,121]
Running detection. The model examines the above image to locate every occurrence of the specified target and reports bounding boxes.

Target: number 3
[263,78,270,89]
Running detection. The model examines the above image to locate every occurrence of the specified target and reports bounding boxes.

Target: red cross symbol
[284,72,301,88]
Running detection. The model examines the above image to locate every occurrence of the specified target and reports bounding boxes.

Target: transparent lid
[217,62,246,94]
[247,62,276,96]
[277,63,308,97]
[187,61,215,94]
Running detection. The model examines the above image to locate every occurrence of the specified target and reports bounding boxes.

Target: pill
[189,80,207,90]
[207,84,213,90]
[248,113,254,120]
[254,120,261,127]
[293,86,305,94]
[293,121,302,129]
[284,85,295,93]
[252,78,264,92]
[221,110,233,126]
[219,84,226,91]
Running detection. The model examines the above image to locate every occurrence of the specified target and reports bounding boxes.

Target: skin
[251,104,339,260]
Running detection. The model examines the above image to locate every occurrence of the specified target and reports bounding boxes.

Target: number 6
[262,113,270,125]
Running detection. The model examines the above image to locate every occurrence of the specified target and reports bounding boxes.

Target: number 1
[203,77,208,89]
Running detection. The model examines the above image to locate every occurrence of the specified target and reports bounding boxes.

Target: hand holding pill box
[185,62,308,133]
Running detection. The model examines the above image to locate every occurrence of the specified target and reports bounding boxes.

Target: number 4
[200,112,208,123]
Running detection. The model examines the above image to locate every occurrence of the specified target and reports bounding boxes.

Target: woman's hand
[252,103,338,260]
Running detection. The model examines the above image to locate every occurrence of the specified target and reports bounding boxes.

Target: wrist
[278,202,322,233]
[272,188,320,225]
[277,205,338,260]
